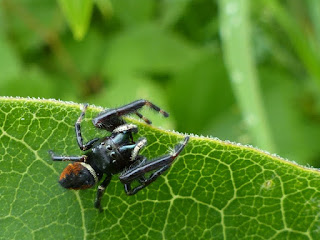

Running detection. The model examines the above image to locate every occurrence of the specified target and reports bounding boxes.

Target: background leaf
[2,0,320,168]
[58,0,93,40]
[1,97,320,239]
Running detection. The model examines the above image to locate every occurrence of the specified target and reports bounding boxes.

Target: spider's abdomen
[59,162,97,189]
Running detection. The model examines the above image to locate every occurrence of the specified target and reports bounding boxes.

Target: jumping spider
[49,99,189,210]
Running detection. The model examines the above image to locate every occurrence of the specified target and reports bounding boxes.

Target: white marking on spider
[113,124,138,133]
[81,162,98,184]
[131,138,147,161]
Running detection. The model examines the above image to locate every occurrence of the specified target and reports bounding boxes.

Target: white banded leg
[112,124,138,134]
[131,138,147,161]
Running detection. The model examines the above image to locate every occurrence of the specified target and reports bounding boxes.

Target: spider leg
[130,137,147,161]
[92,99,169,131]
[119,136,189,195]
[112,124,138,135]
[49,150,87,162]
[123,165,171,195]
[138,175,147,184]
[94,174,112,211]
[75,103,99,151]
[112,123,139,142]
[135,112,152,124]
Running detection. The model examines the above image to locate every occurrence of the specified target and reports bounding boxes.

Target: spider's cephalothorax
[49,99,189,210]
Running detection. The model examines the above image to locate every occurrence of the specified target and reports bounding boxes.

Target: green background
[1,0,320,166]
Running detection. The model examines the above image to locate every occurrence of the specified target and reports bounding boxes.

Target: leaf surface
[0,97,320,239]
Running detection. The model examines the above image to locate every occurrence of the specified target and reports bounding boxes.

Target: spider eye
[110,151,116,158]
[106,145,112,151]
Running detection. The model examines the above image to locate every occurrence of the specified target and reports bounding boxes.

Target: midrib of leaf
[0,97,320,240]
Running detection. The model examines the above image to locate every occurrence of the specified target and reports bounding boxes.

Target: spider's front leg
[75,103,99,151]
[112,123,138,135]
[92,99,169,132]
[113,124,147,161]
[130,137,147,161]
[119,136,190,195]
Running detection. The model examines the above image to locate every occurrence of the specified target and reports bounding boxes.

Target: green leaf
[109,0,156,26]
[94,0,113,19]
[0,35,22,82]
[58,0,94,40]
[1,97,320,239]
[102,23,198,78]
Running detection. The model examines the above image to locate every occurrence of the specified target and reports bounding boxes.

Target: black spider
[49,99,189,210]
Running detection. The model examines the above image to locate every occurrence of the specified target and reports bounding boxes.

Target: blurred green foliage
[1,0,320,167]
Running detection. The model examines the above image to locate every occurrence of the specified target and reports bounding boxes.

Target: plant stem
[219,0,275,152]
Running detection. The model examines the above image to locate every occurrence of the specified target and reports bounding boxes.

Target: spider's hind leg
[119,136,190,195]
[49,150,87,162]
[94,174,112,212]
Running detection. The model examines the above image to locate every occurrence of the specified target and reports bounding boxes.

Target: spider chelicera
[49,99,189,210]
